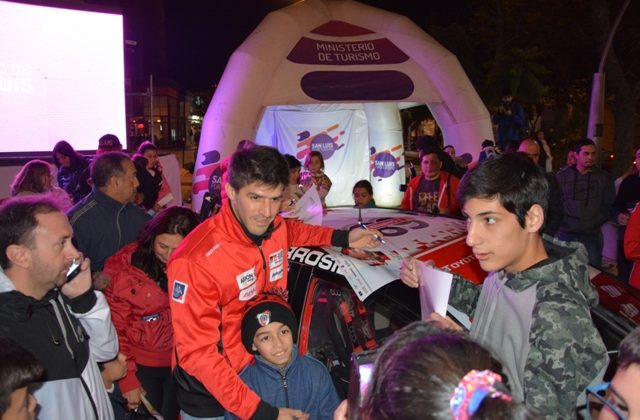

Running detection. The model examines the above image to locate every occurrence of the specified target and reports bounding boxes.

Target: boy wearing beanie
[225,293,340,420]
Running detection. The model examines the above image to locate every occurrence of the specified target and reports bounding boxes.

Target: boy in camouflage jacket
[401,153,608,419]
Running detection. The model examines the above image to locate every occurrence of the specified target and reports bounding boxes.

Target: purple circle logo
[372,151,400,178]
[310,133,344,160]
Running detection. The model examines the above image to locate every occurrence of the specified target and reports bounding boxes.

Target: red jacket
[401,171,460,215]
[167,203,336,419]
[103,243,173,393]
[625,204,640,289]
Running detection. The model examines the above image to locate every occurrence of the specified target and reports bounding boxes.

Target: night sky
[160,0,469,91]
[162,0,293,91]
[3,0,471,91]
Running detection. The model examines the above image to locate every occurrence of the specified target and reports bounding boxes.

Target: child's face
[101,353,128,383]
[142,149,158,169]
[353,187,372,208]
[307,156,322,174]
[463,197,536,273]
[1,386,37,420]
[251,321,293,369]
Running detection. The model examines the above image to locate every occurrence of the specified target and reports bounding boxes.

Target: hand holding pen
[356,207,385,244]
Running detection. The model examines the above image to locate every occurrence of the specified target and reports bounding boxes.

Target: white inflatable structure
[192,0,492,210]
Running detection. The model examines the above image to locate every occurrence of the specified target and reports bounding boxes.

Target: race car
[286,207,640,396]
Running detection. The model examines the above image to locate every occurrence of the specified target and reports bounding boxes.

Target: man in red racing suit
[168,146,381,419]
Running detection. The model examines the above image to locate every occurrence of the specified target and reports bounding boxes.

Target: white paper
[418,264,453,318]
[156,192,174,208]
[291,185,323,225]
[296,208,473,302]
[329,238,406,300]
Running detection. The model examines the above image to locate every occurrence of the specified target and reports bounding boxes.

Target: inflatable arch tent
[192,0,493,210]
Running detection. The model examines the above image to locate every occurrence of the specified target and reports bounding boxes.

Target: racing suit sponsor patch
[269,249,284,269]
[239,282,257,301]
[236,267,256,290]
[172,280,188,304]
[270,266,284,282]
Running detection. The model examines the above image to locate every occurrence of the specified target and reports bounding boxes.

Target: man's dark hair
[0,196,61,269]
[457,153,548,229]
[91,151,131,189]
[419,147,442,162]
[572,138,596,154]
[617,327,640,370]
[227,146,289,191]
[0,337,44,414]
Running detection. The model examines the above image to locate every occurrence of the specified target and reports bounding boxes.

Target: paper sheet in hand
[418,264,453,318]
[328,238,406,300]
[293,185,323,225]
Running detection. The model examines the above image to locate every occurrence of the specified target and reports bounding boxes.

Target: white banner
[272,109,370,207]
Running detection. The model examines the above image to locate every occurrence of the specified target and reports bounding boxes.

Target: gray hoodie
[449,237,608,419]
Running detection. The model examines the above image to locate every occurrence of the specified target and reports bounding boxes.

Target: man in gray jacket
[555,138,615,267]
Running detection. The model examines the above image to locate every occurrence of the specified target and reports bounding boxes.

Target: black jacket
[57,156,92,203]
[67,189,150,271]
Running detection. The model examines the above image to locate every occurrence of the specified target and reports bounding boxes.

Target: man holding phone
[0,195,118,419]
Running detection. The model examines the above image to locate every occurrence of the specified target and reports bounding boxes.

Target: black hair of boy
[0,337,44,414]
[457,152,548,228]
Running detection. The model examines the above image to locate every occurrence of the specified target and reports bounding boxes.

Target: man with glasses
[587,327,640,419]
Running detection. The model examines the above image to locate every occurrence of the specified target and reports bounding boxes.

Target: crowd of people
[407,110,639,288]
[0,139,381,420]
[0,126,638,420]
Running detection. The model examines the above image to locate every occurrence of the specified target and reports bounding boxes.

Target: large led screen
[0,1,125,153]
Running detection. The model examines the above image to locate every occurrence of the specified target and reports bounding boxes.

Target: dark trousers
[136,364,180,420]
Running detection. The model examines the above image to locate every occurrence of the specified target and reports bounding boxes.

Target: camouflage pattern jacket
[449,236,608,419]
